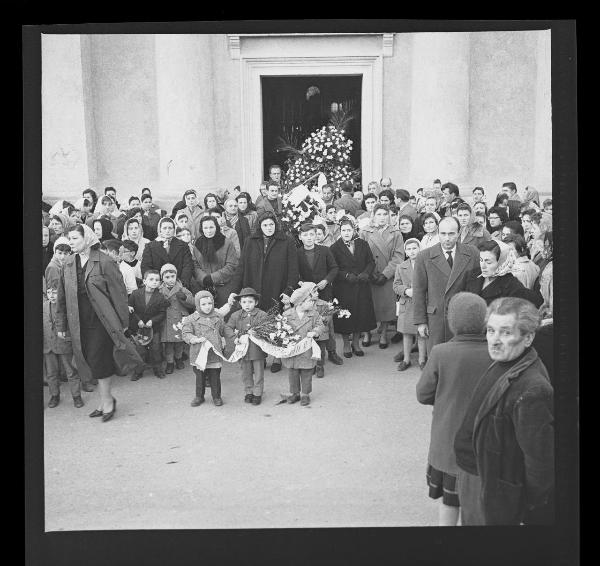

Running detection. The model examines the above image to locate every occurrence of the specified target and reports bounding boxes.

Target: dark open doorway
[261,75,362,181]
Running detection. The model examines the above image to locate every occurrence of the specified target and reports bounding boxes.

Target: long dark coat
[229,214,252,252]
[465,272,543,307]
[330,238,377,334]
[412,242,481,354]
[55,248,143,381]
[297,244,339,301]
[191,238,239,308]
[127,287,170,332]
[232,231,299,312]
[141,238,194,290]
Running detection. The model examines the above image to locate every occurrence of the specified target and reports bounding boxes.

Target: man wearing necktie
[412,217,481,355]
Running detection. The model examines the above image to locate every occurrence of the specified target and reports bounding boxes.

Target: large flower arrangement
[285,125,356,192]
[280,185,323,236]
[245,305,301,348]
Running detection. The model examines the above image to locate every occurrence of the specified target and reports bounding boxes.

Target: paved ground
[44,336,439,531]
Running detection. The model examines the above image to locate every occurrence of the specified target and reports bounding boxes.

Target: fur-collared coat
[225,308,268,361]
[192,238,239,308]
[281,307,328,369]
[412,242,481,354]
[359,224,405,321]
[55,248,144,380]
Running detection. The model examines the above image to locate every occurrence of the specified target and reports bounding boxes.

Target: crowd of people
[42,167,554,526]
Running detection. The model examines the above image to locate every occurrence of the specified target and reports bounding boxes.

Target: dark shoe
[191,396,205,407]
[102,397,117,422]
[379,340,389,350]
[213,398,224,407]
[48,395,60,408]
[327,351,344,365]
[391,332,403,344]
[300,395,310,406]
[393,351,404,363]
[131,370,143,381]
[244,394,254,403]
[351,345,364,357]
[343,350,353,359]
[316,365,325,378]
[154,367,166,379]
[81,382,95,392]
[270,361,282,373]
[181,351,188,361]
[419,361,427,370]
[89,408,103,418]
[251,395,262,405]
[362,333,372,347]
[342,343,353,358]
[397,361,411,371]
[287,393,301,404]
[165,362,175,375]
[175,358,184,370]
[73,396,84,408]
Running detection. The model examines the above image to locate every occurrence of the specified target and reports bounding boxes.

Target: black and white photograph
[25,19,578,566]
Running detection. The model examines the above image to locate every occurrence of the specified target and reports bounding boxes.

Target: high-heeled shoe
[362,333,372,347]
[89,408,103,418]
[378,337,389,349]
[102,397,117,422]
[351,345,364,357]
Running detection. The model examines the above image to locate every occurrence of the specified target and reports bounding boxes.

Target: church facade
[42,31,551,207]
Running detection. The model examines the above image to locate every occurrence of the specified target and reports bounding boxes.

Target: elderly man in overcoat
[412,217,480,354]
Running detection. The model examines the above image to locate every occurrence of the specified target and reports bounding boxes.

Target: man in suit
[456,203,492,248]
[255,182,283,218]
[412,217,481,355]
[296,223,344,374]
[333,181,362,218]
[503,182,523,221]
[394,189,418,221]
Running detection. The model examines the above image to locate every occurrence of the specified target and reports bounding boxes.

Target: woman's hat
[289,281,318,306]
[234,287,261,302]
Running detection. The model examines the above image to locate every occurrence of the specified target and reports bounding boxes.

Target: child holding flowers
[182,290,235,407]
[282,282,328,406]
[225,287,268,405]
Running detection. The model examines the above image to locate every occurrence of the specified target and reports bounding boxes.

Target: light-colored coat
[393,259,417,334]
[55,249,143,381]
[281,307,327,369]
[181,310,235,365]
[359,225,405,321]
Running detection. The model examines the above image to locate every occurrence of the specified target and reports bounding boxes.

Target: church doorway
[261,75,362,184]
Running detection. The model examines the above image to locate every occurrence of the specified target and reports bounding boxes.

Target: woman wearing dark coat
[141,217,194,290]
[466,240,543,307]
[330,216,377,357]
[92,217,115,243]
[56,224,143,421]
[191,216,239,308]
[230,211,299,372]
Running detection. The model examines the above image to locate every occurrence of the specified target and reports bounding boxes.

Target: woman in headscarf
[329,215,377,357]
[92,217,115,243]
[222,198,252,252]
[359,204,405,348]
[192,215,239,308]
[528,212,550,267]
[48,213,72,247]
[523,186,541,209]
[55,223,143,421]
[121,213,150,261]
[420,213,441,250]
[141,217,194,290]
[398,214,421,241]
[465,240,543,307]
[236,191,258,225]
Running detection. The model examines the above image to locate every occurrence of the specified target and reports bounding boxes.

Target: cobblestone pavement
[43,336,439,530]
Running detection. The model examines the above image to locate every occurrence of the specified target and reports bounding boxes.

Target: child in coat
[43,287,83,408]
[44,238,71,291]
[182,290,235,407]
[158,263,196,374]
[392,238,426,371]
[128,269,170,379]
[225,287,268,405]
[282,282,327,406]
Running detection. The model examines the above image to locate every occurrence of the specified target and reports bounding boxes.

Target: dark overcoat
[460,223,492,248]
[465,272,543,307]
[297,244,339,301]
[128,287,170,332]
[232,231,299,312]
[412,242,481,354]
[55,248,143,381]
[231,214,252,252]
[141,238,194,290]
[43,300,73,355]
[330,238,377,334]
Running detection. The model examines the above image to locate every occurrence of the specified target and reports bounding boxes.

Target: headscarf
[404,237,421,250]
[51,213,72,235]
[523,186,540,207]
[339,215,358,241]
[155,217,176,244]
[479,240,516,279]
[123,216,145,242]
[76,222,101,253]
[49,201,72,216]
[195,216,225,263]
[193,290,219,319]
[93,217,114,242]
[398,214,419,240]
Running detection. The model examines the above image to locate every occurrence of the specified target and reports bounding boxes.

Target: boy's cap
[289,281,318,306]
[160,263,177,276]
[234,287,261,302]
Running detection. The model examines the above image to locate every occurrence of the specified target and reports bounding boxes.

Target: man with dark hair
[412,217,481,354]
[377,189,395,207]
[502,182,520,202]
[456,202,492,248]
[502,182,522,220]
[128,195,141,208]
[101,239,138,295]
[394,189,418,220]
[501,220,525,241]
[268,164,283,186]
[181,189,204,241]
[454,297,554,525]
[438,182,464,217]
[140,194,161,240]
[104,186,120,210]
[333,181,361,218]
[255,182,283,217]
